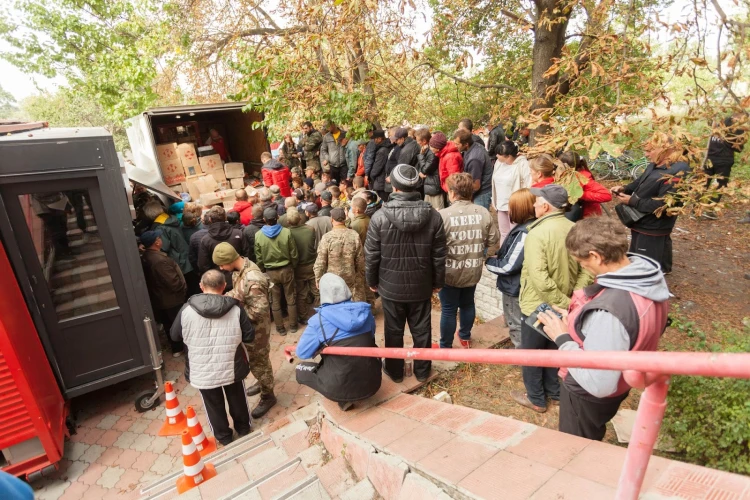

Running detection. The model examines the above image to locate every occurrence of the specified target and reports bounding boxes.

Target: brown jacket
[142,249,187,310]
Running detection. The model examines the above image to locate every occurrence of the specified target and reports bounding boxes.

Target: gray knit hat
[390,164,420,192]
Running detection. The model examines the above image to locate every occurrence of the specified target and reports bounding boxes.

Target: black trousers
[376,190,390,203]
[704,160,733,202]
[39,212,70,255]
[520,319,560,407]
[381,298,432,379]
[155,305,185,353]
[199,379,251,445]
[630,231,672,273]
[559,384,628,441]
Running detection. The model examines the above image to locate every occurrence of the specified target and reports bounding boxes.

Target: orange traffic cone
[175,429,217,494]
[158,381,188,436]
[186,406,216,456]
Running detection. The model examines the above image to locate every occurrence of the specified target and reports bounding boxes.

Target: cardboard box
[222,200,236,210]
[156,143,186,185]
[218,180,231,191]
[199,154,225,183]
[156,143,179,164]
[245,186,258,198]
[230,178,245,189]
[200,191,222,206]
[186,179,201,202]
[177,143,202,176]
[224,162,245,179]
[201,175,218,192]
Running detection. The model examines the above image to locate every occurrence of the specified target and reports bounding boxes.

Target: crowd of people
[131,116,745,444]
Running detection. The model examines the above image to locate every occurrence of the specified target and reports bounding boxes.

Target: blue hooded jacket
[296,301,375,359]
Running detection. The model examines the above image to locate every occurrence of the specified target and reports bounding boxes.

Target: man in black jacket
[705,115,746,215]
[487,122,506,157]
[459,118,486,151]
[415,128,443,209]
[243,205,265,261]
[367,131,392,203]
[396,127,420,167]
[198,206,251,290]
[365,164,447,383]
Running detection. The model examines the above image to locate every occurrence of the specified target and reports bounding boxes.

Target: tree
[0,84,20,119]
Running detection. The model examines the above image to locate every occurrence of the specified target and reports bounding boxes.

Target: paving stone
[96,430,122,448]
[242,447,289,481]
[256,463,309,499]
[180,384,198,397]
[131,451,159,473]
[150,454,177,475]
[113,431,138,450]
[339,479,377,500]
[642,461,750,500]
[276,391,296,408]
[417,436,499,485]
[270,418,308,442]
[146,435,171,454]
[61,461,90,483]
[342,407,390,434]
[423,404,485,433]
[360,413,421,448]
[400,397,450,421]
[79,444,106,464]
[506,426,591,469]
[458,451,557,500]
[35,480,70,500]
[78,463,107,486]
[137,471,162,485]
[385,423,453,463]
[64,442,89,462]
[378,394,420,413]
[290,402,321,422]
[144,418,164,436]
[58,481,90,500]
[367,451,409,500]
[112,416,136,432]
[298,444,326,470]
[281,428,312,457]
[462,414,533,448]
[563,441,669,490]
[129,434,155,452]
[95,446,124,466]
[316,456,356,498]
[80,484,109,500]
[113,469,143,492]
[127,419,149,434]
[397,473,453,500]
[80,428,105,445]
[96,466,125,488]
[198,463,249,500]
[96,415,121,430]
[530,469,616,499]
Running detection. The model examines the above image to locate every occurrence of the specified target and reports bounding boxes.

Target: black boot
[245,382,261,397]
[251,393,277,419]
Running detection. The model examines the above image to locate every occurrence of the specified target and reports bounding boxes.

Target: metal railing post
[615,372,670,500]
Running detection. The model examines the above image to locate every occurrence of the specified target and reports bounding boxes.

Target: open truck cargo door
[125,102,269,202]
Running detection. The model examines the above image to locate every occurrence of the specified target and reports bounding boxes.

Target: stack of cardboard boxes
[155,142,248,210]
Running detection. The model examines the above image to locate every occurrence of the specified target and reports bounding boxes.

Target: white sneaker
[172,351,183,358]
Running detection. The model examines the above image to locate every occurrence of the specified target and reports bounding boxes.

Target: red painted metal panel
[0,242,65,476]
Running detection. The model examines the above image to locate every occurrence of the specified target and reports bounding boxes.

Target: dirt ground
[419,202,750,446]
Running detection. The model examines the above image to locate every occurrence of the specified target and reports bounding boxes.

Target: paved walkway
[31,303,508,499]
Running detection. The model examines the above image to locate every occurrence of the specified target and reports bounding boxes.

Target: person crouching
[170,270,255,445]
[295,273,381,411]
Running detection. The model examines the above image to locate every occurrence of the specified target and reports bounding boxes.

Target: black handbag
[615,203,648,227]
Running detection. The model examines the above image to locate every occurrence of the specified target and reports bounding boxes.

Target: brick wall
[475,267,504,321]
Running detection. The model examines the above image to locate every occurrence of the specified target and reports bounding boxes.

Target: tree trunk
[529,0,572,145]
[352,39,381,129]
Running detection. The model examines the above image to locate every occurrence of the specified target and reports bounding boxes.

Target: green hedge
[662,321,750,475]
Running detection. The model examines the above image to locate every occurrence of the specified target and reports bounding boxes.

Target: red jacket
[436,142,464,192]
[578,170,612,218]
[261,160,292,197]
[232,201,253,225]
[531,176,555,188]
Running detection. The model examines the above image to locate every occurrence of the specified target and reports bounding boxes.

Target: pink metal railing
[283,345,750,500]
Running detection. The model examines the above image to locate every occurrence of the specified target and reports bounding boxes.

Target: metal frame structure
[284,345,750,500]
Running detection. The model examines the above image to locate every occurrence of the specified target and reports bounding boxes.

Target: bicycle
[588,151,648,181]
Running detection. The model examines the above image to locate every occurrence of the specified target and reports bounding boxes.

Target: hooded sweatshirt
[364,191,447,302]
[254,224,298,271]
[150,215,192,275]
[170,294,254,389]
[198,222,248,275]
[555,254,670,398]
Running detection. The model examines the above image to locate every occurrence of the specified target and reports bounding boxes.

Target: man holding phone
[537,217,669,440]
[512,184,591,413]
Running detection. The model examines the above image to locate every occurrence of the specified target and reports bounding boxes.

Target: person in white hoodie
[492,140,531,243]
[537,217,670,441]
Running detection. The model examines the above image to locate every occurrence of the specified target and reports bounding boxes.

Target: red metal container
[0,242,66,478]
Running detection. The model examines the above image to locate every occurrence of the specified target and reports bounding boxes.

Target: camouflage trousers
[295,263,319,322]
[244,320,274,396]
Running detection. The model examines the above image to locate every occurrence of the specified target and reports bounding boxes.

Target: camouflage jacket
[313,227,364,289]
[226,258,271,344]
[301,130,323,161]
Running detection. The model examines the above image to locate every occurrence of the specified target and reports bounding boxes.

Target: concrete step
[52,275,113,298]
[317,392,750,499]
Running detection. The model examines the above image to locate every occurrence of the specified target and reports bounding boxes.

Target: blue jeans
[473,190,492,210]
[438,285,476,348]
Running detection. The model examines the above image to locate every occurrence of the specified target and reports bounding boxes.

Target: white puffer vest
[181,305,243,389]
